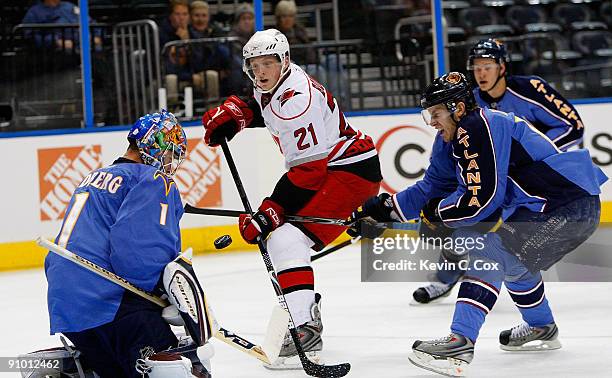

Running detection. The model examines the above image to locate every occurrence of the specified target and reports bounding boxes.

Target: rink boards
[2,102,612,271]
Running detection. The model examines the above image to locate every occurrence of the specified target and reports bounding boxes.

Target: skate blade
[263,351,322,370]
[500,338,562,352]
[408,350,469,377]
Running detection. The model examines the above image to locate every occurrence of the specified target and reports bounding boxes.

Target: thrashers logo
[173,138,222,207]
[38,145,103,221]
[445,72,463,84]
[277,88,302,107]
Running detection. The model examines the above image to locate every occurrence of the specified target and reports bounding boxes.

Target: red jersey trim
[270,71,313,121]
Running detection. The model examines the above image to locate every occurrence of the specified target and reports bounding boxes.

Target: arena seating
[1,0,611,131]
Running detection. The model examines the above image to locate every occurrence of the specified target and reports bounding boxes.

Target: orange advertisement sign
[174,138,222,207]
[38,145,103,221]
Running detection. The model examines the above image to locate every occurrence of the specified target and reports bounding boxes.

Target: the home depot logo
[174,139,221,207]
[38,145,103,221]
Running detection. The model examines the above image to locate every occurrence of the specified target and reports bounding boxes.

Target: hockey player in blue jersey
[349,72,605,376]
[45,110,216,378]
[412,38,587,304]
[470,38,583,150]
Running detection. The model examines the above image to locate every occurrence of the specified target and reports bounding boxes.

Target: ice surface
[1,245,611,377]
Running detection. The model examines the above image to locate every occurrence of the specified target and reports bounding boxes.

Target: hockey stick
[184,203,359,260]
[184,206,419,261]
[219,139,351,377]
[310,220,419,262]
[36,237,286,365]
[184,204,351,226]
[311,236,361,262]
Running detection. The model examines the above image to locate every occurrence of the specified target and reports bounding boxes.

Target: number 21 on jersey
[294,123,318,150]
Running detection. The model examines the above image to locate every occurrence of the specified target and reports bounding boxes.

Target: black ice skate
[412,280,459,305]
[499,322,561,351]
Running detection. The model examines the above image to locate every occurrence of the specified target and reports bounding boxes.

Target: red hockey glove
[202,96,254,147]
[239,199,285,244]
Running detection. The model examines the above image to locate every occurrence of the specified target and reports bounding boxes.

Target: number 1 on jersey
[57,192,90,248]
[159,203,168,226]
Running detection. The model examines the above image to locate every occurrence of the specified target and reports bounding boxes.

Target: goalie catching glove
[239,198,285,244]
[202,96,254,146]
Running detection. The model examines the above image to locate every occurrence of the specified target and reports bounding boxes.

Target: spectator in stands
[275,0,317,64]
[228,3,255,47]
[189,1,229,102]
[227,3,256,95]
[159,0,190,48]
[22,0,102,50]
[190,1,225,39]
[274,0,349,108]
[158,0,192,107]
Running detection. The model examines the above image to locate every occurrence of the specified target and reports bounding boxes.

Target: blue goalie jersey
[45,158,183,334]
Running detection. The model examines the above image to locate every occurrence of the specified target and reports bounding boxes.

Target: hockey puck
[214,234,232,249]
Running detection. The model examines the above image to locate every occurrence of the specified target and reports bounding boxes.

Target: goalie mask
[128,110,187,176]
[242,29,291,94]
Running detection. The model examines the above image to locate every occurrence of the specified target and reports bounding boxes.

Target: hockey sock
[451,275,501,342]
[450,232,506,342]
[266,223,316,326]
[278,265,315,326]
[506,272,554,327]
[436,248,467,284]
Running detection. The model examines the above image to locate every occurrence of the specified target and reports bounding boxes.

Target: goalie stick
[220,139,351,378]
[36,237,287,365]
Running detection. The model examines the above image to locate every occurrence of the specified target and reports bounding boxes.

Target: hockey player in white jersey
[201,29,382,369]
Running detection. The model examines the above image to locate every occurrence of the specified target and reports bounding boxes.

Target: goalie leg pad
[163,256,220,346]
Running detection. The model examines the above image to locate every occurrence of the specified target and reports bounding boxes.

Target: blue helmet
[128,109,187,175]
[467,38,507,70]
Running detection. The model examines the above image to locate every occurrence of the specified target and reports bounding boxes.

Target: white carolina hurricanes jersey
[253,63,377,170]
